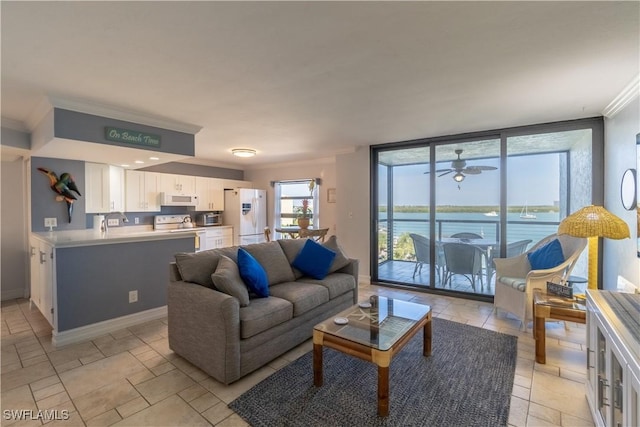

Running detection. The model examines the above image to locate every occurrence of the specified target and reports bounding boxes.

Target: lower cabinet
[586,293,640,427]
[204,227,233,250]
[29,236,55,327]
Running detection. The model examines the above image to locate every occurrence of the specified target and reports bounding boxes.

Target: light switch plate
[107,219,119,226]
[44,218,57,228]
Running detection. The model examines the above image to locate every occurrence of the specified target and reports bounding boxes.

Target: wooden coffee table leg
[423,317,432,357]
[534,314,546,364]
[378,365,389,417]
[313,332,323,387]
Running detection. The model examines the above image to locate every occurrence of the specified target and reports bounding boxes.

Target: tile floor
[1,283,595,427]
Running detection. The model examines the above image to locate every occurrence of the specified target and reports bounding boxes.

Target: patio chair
[450,232,483,239]
[485,239,532,285]
[409,233,445,281]
[493,234,586,331]
[442,242,485,291]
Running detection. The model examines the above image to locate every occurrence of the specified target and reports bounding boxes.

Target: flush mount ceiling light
[232,148,257,158]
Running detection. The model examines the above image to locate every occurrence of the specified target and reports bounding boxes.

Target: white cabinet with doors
[203,226,233,250]
[586,291,640,427]
[159,173,196,194]
[125,170,161,212]
[85,162,125,213]
[195,177,225,211]
[29,236,55,327]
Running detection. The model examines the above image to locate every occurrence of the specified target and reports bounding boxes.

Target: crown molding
[25,95,203,134]
[602,74,640,118]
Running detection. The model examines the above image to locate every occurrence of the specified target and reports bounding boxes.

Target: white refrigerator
[223,188,267,245]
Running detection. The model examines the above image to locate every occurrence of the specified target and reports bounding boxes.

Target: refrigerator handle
[251,197,257,228]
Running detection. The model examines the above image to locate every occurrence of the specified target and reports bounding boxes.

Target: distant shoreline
[378,205,559,214]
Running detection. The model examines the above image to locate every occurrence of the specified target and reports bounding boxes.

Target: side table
[532,288,587,364]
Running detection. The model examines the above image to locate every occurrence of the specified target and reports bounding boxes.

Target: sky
[379,153,561,206]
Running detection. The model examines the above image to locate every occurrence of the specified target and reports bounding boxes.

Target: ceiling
[1,2,638,169]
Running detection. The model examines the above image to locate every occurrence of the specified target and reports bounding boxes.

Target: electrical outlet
[44,218,57,228]
[129,290,138,303]
[107,218,119,226]
[134,217,140,225]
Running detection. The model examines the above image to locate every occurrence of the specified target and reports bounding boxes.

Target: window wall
[372,118,602,300]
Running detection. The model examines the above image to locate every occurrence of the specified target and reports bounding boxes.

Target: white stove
[154,215,198,231]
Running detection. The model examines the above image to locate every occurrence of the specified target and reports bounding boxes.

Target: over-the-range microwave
[160,192,199,207]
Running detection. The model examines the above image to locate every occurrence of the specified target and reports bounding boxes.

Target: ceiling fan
[425,149,497,187]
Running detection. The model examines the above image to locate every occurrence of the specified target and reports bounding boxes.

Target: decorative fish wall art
[37,167,81,223]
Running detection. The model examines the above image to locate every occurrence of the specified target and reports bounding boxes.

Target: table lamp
[558,205,630,289]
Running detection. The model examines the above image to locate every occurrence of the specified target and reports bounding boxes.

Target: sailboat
[520,204,536,219]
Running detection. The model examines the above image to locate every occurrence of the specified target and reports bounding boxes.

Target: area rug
[229,318,517,427]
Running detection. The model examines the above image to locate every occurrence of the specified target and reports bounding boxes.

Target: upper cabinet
[125,170,161,212]
[195,177,225,211]
[159,173,196,195]
[85,163,125,213]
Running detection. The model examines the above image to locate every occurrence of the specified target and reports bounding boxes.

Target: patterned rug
[229,318,517,427]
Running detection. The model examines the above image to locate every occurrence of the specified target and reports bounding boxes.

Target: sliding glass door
[372,118,601,300]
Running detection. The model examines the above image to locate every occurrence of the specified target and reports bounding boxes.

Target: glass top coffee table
[313,295,432,417]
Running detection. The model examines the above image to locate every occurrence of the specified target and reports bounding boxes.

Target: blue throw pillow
[527,239,565,270]
[237,248,269,298]
[292,239,337,280]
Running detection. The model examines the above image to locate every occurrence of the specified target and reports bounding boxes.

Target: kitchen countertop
[32,226,205,248]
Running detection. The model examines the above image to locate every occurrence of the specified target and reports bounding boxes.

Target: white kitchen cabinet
[204,226,233,249]
[125,170,161,212]
[29,236,55,327]
[195,177,225,211]
[159,173,196,194]
[85,162,125,213]
[586,291,640,427]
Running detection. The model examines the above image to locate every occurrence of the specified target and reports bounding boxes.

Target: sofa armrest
[336,258,359,304]
[168,280,241,384]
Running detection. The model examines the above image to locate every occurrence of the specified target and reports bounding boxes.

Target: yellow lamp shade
[558,205,630,239]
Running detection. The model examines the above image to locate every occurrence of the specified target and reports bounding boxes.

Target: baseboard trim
[1,288,28,301]
[52,306,167,348]
[358,274,371,285]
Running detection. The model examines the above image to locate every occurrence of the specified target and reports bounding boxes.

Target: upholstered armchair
[493,233,587,331]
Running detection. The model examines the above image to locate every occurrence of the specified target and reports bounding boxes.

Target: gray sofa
[168,237,359,384]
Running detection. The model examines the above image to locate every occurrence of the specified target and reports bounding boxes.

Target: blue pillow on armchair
[292,239,337,280]
[527,239,565,270]
[237,248,269,298]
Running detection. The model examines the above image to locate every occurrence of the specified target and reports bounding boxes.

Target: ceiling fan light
[453,172,465,182]
[232,148,257,158]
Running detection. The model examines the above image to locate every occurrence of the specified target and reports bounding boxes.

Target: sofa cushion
[269,282,330,317]
[292,239,336,280]
[297,273,356,300]
[277,239,307,279]
[239,297,293,339]
[174,250,221,288]
[498,276,527,292]
[323,236,351,274]
[527,238,565,270]
[211,255,250,307]
[244,242,296,285]
[238,248,269,298]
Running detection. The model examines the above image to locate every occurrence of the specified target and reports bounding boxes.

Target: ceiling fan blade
[462,168,482,175]
[471,165,498,171]
[438,170,454,177]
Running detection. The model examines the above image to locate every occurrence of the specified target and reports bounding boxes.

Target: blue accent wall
[1,127,30,149]
[55,236,195,331]
[54,108,195,156]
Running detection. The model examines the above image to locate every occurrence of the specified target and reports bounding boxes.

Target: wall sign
[105,127,161,147]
